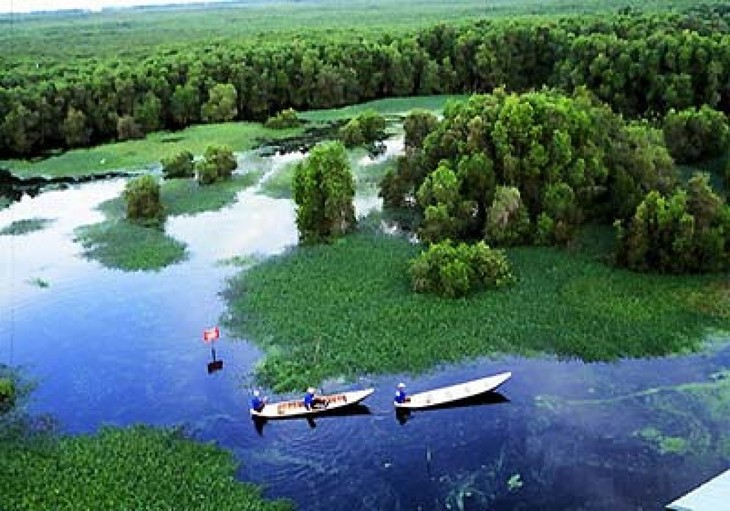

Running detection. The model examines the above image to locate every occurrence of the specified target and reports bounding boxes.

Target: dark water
[1,174,729,510]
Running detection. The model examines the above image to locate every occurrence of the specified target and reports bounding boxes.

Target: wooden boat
[250,388,375,419]
[394,371,512,410]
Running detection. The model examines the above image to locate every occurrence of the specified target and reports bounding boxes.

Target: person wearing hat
[250,389,267,412]
[303,387,327,410]
[394,382,410,404]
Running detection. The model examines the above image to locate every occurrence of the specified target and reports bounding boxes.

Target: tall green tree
[170,84,200,127]
[403,109,438,151]
[293,141,355,244]
[134,92,162,134]
[201,83,238,123]
[1,103,39,155]
[62,106,90,147]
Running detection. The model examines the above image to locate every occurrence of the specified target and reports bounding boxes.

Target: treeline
[2,9,730,157]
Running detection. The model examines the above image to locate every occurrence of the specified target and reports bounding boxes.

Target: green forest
[1,2,729,158]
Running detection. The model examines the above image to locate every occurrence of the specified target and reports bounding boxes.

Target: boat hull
[394,372,511,410]
[251,388,375,419]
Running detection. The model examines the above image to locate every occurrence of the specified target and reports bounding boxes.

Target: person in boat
[394,382,410,404]
[250,390,267,412]
[303,387,328,410]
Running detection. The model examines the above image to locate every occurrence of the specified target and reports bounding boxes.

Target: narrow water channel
[1,165,729,510]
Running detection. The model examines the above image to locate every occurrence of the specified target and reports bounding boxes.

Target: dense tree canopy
[383,89,677,247]
[1,11,730,157]
[377,88,729,274]
[662,105,730,163]
[616,173,730,273]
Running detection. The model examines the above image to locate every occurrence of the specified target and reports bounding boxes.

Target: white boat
[394,371,512,410]
[250,388,375,419]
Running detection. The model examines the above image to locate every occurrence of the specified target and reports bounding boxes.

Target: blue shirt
[251,396,265,411]
[304,392,315,409]
[394,389,408,403]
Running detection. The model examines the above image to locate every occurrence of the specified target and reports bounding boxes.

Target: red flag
[203,326,220,343]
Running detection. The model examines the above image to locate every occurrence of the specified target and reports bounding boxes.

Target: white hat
[253,390,260,397]
[397,382,406,388]
[307,387,316,393]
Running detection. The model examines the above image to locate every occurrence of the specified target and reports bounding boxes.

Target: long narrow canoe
[250,388,375,419]
[394,372,512,410]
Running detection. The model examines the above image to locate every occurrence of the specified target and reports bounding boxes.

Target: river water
[1,153,729,510]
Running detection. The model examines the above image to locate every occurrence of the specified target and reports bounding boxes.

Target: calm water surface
[1,166,729,510]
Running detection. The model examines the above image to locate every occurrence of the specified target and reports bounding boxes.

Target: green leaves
[409,240,514,297]
[198,145,238,184]
[201,83,239,123]
[293,141,356,244]
[0,425,292,511]
[161,150,195,179]
[663,106,730,164]
[123,174,164,226]
[616,173,730,273]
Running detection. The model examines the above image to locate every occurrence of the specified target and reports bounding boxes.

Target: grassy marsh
[224,227,729,391]
[2,95,450,184]
[2,123,301,179]
[298,95,468,123]
[161,171,263,216]
[74,220,187,272]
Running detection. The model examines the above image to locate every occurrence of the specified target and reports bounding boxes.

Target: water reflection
[395,392,509,425]
[253,403,373,434]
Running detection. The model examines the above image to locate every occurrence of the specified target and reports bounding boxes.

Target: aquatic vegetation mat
[0,218,54,236]
[161,171,262,216]
[75,220,187,272]
[224,229,729,391]
[0,423,291,511]
[74,171,264,271]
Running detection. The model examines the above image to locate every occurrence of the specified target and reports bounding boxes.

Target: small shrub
[339,109,386,148]
[357,109,387,141]
[339,119,366,148]
[161,150,194,179]
[409,240,513,297]
[123,175,164,226]
[293,141,355,244]
[196,160,219,186]
[196,145,237,185]
[264,108,301,129]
